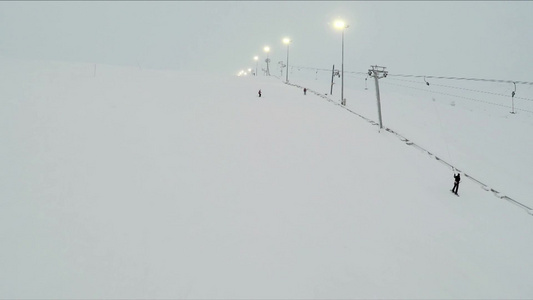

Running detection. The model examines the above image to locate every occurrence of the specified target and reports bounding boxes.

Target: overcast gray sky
[0,1,532,81]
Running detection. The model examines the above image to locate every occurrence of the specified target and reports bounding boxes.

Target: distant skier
[303,88,307,95]
[258,89,262,97]
[451,172,461,195]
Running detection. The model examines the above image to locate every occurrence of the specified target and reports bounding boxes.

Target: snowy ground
[1,57,533,299]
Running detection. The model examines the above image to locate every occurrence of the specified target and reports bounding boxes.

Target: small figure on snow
[258,89,262,97]
[303,88,307,95]
[452,172,461,195]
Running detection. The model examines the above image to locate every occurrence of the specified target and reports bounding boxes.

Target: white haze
[0,1,532,81]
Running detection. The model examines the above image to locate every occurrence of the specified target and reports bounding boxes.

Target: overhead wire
[387,73,533,86]
[286,64,533,113]
[286,64,533,85]
[424,77,456,171]
[386,77,533,102]
[381,81,533,113]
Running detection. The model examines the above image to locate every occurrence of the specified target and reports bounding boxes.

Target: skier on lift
[452,172,461,195]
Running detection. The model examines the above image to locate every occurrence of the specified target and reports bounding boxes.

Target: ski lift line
[435,156,455,170]
[424,75,456,170]
[285,81,373,122]
[431,90,456,170]
[285,80,532,215]
[344,71,369,75]
[345,73,368,79]
[388,73,533,86]
[387,77,533,102]
[382,82,533,114]
[289,65,371,77]
[286,64,533,85]
[389,78,515,98]
[410,142,429,153]
[502,196,533,211]
[383,81,510,107]
[463,173,489,188]
[290,65,331,72]
[388,127,532,214]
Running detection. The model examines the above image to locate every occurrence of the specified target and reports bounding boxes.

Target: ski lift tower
[368,65,388,129]
[278,61,286,77]
[264,46,271,76]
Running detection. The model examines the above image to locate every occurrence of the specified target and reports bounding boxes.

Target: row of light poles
[237,69,253,76]
[244,37,292,79]
[243,19,349,106]
[242,20,391,129]
[238,55,260,77]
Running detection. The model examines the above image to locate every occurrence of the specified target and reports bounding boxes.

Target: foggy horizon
[1,1,532,81]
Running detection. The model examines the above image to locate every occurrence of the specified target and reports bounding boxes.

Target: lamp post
[283,37,291,82]
[334,19,349,106]
[264,46,270,76]
[253,56,258,76]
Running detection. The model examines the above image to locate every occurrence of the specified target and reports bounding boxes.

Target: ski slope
[1,57,533,299]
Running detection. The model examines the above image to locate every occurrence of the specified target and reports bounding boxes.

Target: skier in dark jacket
[303,88,307,95]
[452,173,461,195]
[258,89,262,97]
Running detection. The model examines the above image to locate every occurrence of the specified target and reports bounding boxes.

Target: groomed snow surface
[1,57,533,299]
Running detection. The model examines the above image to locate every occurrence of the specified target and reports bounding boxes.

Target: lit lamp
[253,56,258,76]
[334,19,349,106]
[264,46,270,76]
[283,37,291,82]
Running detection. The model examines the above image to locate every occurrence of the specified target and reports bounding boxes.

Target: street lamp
[334,19,349,106]
[264,46,271,76]
[283,37,291,82]
[253,56,258,76]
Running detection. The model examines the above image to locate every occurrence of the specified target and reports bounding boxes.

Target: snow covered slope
[1,57,532,299]
[292,70,533,208]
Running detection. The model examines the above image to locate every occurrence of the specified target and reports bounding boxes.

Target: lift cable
[381,81,533,114]
[386,77,533,102]
[387,73,533,86]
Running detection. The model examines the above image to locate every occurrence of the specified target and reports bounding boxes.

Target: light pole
[264,46,271,76]
[253,56,258,76]
[334,19,349,106]
[283,37,291,82]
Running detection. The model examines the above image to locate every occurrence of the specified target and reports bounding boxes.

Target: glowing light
[334,19,347,29]
[254,56,259,61]
[264,46,270,53]
[283,37,291,44]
